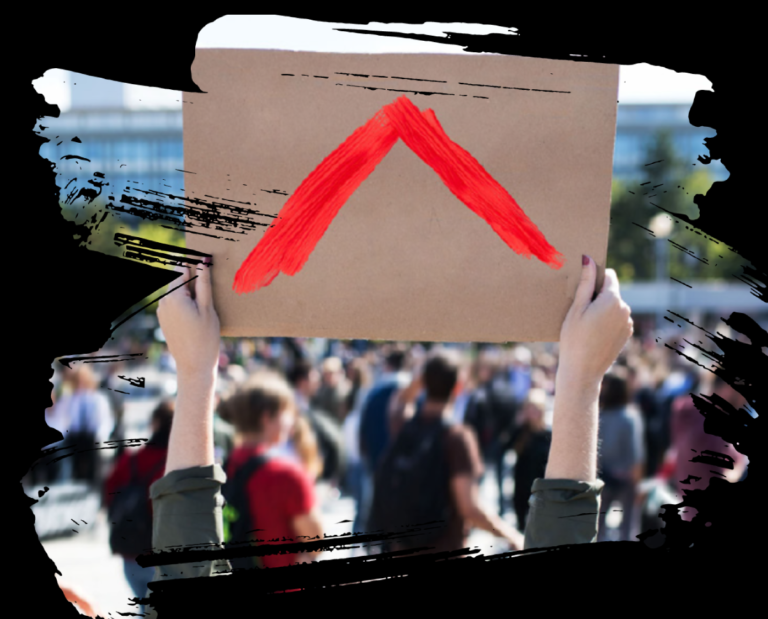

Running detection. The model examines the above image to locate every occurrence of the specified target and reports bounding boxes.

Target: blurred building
[39,74,722,197]
[613,104,724,182]
[39,74,184,199]
[42,76,762,326]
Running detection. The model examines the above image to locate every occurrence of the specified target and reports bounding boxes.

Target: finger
[597,268,620,299]
[196,256,214,309]
[186,263,196,300]
[570,254,597,314]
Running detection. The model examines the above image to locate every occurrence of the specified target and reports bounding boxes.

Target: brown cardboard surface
[183,50,618,342]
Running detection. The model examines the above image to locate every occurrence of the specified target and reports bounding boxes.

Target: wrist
[177,365,218,387]
[555,368,602,398]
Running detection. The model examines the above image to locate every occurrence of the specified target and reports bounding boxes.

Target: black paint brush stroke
[58,353,146,369]
[15,11,763,615]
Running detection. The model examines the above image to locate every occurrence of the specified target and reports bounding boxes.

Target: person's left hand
[157,258,220,379]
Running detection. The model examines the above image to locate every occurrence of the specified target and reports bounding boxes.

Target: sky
[33,16,713,112]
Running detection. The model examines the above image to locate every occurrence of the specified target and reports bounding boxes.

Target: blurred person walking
[665,374,748,495]
[369,348,524,554]
[508,388,552,531]
[596,367,645,542]
[507,346,533,403]
[104,399,174,614]
[339,358,372,502]
[53,365,113,488]
[342,357,371,422]
[101,362,127,457]
[463,352,518,516]
[311,356,350,423]
[219,371,324,571]
[626,359,662,477]
[651,356,699,477]
[288,360,346,486]
[357,348,410,533]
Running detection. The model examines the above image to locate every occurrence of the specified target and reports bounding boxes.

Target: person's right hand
[157,258,220,379]
[558,255,633,386]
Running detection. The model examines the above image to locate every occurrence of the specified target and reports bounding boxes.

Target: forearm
[165,368,217,475]
[545,372,601,482]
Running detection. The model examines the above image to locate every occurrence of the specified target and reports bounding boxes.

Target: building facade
[37,96,724,201]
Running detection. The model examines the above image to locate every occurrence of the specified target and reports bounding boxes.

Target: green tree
[61,197,186,319]
[607,129,743,281]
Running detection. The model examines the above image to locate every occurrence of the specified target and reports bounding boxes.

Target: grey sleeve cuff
[149,464,231,582]
[523,478,605,550]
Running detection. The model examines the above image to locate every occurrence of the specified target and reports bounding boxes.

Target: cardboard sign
[183,49,618,342]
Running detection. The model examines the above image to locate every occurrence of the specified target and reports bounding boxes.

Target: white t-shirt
[48,390,113,443]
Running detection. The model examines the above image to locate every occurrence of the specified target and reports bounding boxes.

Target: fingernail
[582,254,589,266]
[204,256,212,265]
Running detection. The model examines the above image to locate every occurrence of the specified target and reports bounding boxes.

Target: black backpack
[486,377,518,443]
[368,411,454,549]
[464,379,517,455]
[108,454,165,556]
[221,453,273,571]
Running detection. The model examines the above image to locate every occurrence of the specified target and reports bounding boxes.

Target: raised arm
[149,258,230,581]
[524,255,633,549]
[546,255,633,481]
[157,260,220,475]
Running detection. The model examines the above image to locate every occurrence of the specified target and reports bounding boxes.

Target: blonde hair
[525,388,547,413]
[291,415,323,481]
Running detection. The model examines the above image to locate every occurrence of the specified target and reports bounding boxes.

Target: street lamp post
[649,214,674,334]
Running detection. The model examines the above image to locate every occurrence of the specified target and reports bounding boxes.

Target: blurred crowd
[27,328,750,605]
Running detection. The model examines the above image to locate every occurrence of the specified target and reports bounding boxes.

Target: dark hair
[287,360,313,388]
[385,350,406,372]
[219,372,295,434]
[422,349,460,402]
[149,399,174,446]
[600,369,630,410]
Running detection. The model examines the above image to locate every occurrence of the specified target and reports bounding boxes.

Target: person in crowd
[100,362,127,458]
[462,351,518,516]
[625,359,662,477]
[50,365,113,487]
[653,356,700,473]
[212,378,237,467]
[374,348,525,554]
[216,370,324,569]
[287,360,346,485]
[340,358,372,503]
[462,353,496,461]
[343,357,372,422]
[148,254,633,583]
[508,388,552,531]
[104,399,174,614]
[311,356,350,423]
[596,367,645,542]
[357,347,411,533]
[507,345,533,403]
[284,412,325,482]
[663,373,748,499]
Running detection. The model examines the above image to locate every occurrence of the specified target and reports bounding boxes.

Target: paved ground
[32,463,520,616]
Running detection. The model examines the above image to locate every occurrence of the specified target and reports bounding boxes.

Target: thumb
[596,268,620,300]
[570,255,597,314]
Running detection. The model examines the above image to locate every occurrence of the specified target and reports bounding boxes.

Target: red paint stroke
[234,95,564,294]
